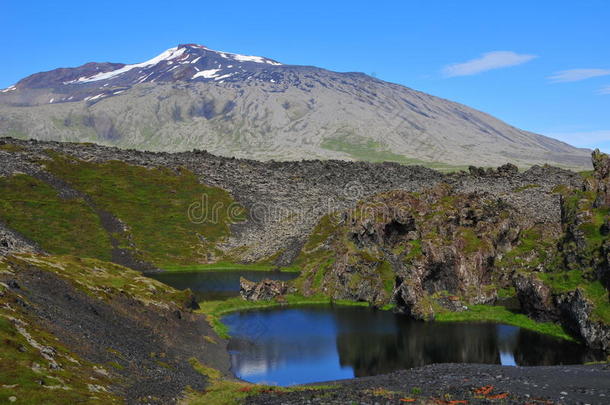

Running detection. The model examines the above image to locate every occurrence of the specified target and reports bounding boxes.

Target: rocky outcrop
[591,148,610,208]
[515,274,610,351]
[556,289,610,351]
[294,185,529,319]
[514,274,559,322]
[240,277,287,301]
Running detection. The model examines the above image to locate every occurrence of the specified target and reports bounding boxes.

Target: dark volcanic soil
[246,363,610,405]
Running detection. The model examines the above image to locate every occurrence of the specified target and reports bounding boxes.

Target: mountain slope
[0,44,591,169]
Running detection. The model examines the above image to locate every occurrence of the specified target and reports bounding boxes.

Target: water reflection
[224,306,605,386]
[147,270,299,301]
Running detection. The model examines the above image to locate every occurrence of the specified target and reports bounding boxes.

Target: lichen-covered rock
[240,277,287,301]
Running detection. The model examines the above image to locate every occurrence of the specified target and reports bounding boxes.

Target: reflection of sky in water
[496,324,518,365]
[222,306,602,386]
[225,308,354,385]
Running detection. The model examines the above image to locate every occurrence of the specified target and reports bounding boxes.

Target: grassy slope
[0,150,245,266]
[43,151,245,266]
[321,135,470,172]
[0,174,113,260]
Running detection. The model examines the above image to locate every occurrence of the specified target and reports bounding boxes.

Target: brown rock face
[240,277,287,301]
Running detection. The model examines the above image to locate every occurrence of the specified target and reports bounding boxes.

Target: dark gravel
[246,363,610,405]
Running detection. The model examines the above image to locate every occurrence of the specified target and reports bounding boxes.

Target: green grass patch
[0,143,25,152]
[436,305,574,341]
[185,379,336,405]
[0,174,113,260]
[42,151,245,265]
[320,135,467,172]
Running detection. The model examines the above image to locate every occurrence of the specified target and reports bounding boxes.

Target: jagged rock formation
[240,277,287,301]
[0,44,591,169]
[293,185,531,317]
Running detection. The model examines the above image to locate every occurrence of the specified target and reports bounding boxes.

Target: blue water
[224,305,605,386]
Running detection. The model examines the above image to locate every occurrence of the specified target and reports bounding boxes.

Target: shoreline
[198,294,575,342]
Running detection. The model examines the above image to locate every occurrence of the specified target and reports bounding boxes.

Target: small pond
[147,270,299,301]
[223,305,606,386]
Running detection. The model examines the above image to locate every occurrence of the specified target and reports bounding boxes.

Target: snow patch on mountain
[192,69,221,79]
[70,46,187,83]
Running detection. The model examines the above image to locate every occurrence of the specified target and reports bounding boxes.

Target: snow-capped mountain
[2,44,284,103]
[0,44,591,169]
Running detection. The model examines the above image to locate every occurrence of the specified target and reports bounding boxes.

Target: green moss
[42,151,245,266]
[0,174,113,260]
[436,305,574,341]
[303,214,340,251]
[460,228,484,254]
[404,239,423,261]
[497,287,516,298]
[189,358,222,380]
[378,261,394,294]
[313,258,335,288]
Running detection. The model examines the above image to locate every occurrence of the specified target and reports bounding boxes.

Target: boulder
[240,277,287,301]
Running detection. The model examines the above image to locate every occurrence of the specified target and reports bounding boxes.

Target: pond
[147,270,299,301]
[223,305,606,386]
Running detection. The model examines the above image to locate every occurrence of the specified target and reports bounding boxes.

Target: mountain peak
[3,43,283,94]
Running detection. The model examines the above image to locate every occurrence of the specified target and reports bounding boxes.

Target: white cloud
[442,51,537,77]
[598,85,610,95]
[548,68,610,83]
[546,130,610,149]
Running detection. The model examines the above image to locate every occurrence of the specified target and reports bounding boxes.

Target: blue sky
[1,0,609,151]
